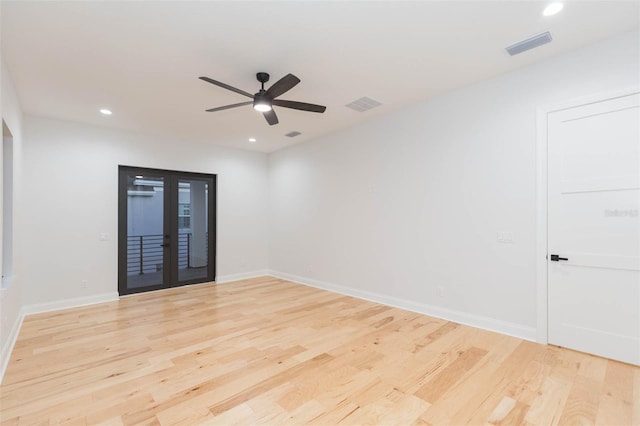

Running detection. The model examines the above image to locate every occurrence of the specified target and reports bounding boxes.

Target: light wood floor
[1,276,638,425]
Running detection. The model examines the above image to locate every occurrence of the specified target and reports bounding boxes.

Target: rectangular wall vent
[285,131,301,138]
[505,31,552,56]
[345,96,382,112]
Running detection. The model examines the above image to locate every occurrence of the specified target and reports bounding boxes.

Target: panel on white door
[548,92,639,365]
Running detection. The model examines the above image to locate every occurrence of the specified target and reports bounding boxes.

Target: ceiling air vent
[285,131,301,138]
[345,96,382,112]
[505,31,552,56]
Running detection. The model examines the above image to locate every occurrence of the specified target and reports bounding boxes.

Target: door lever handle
[550,254,568,261]
[160,243,170,248]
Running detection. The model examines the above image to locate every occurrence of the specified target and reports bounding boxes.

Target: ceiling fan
[199,72,326,125]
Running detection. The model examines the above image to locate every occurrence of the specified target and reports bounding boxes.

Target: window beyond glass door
[178,179,209,282]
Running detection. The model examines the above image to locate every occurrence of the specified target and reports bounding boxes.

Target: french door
[118,166,216,295]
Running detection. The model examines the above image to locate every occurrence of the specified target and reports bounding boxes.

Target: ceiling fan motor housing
[255,72,272,110]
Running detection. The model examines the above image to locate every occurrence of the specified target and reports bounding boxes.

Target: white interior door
[547,91,639,366]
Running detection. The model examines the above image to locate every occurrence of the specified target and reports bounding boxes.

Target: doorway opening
[118,166,216,295]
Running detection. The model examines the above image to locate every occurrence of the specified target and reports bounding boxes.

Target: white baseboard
[0,307,25,384]
[216,270,270,284]
[268,270,537,342]
[22,292,120,316]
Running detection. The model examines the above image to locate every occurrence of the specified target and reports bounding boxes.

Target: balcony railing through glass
[126,233,208,276]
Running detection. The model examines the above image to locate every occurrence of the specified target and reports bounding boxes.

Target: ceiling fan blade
[206,101,253,112]
[265,74,300,99]
[272,99,326,113]
[199,76,254,98]
[263,109,279,125]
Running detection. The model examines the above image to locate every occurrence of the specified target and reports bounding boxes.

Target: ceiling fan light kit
[253,97,272,112]
[199,72,326,125]
[252,72,272,112]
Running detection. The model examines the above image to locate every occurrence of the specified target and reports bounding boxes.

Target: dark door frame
[118,165,217,295]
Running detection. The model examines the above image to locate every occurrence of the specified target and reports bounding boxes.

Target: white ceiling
[2,1,638,153]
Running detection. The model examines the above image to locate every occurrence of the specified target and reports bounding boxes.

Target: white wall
[1,55,25,375]
[268,30,640,339]
[21,116,269,306]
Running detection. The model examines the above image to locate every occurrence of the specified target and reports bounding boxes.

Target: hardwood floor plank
[1,276,638,425]
[594,360,634,425]
[208,352,335,415]
[414,346,488,403]
[524,376,572,426]
[557,375,603,425]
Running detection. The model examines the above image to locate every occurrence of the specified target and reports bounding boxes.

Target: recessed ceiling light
[135,175,143,179]
[100,108,112,115]
[543,2,563,16]
[248,138,257,143]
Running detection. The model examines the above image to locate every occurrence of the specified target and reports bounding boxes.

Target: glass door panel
[120,171,168,293]
[177,178,210,283]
